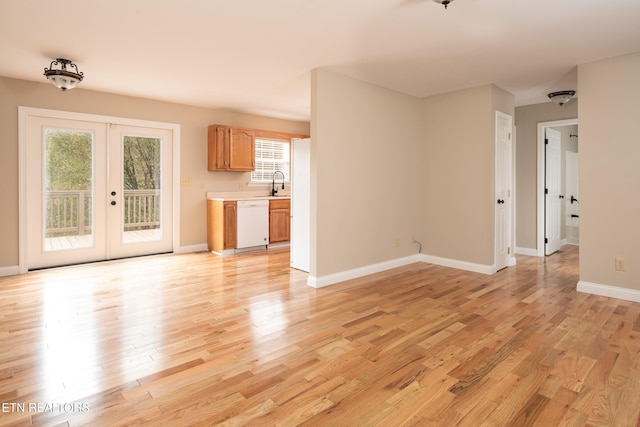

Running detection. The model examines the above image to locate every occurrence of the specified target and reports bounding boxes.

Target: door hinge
[545,188,549,194]
[545,237,548,244]
[545,138,549,145]
[508,189,511,198]
[508,247,511,255]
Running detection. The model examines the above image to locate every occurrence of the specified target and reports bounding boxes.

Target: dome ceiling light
[433,0,453,9]
[44,58,84,91]
[548,90,576,106]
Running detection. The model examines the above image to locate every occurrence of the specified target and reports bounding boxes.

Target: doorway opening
[536,118,579,257]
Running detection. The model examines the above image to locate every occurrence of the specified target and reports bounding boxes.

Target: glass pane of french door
[122,135,162,244]
[43,128,94,250]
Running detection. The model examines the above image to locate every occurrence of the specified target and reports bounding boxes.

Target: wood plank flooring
[1,246,640,426]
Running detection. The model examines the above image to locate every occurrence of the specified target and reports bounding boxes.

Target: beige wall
[310,69,422,278]
[578,52,640,290]
[421,85,514,267]
[514,101,578,250]
[311,69,514,279]
[0,76,309,269]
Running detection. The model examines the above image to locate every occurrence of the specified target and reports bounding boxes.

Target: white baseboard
[308,252,498,288]
[516,247,539,256]
[577,280,640,303]
[308,254,421,288]
[175,243,208,254]
[268,242,290,249]
[419,254,495,275]
[0,265,20,278]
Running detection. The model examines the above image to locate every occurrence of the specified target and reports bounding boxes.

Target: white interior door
[565,151,580,245]
[495,112,513,271]
[25,114,173,270]
[545,128,562,255]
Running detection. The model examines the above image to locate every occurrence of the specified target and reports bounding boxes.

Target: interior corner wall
[0,76,309,270]
[420,85,498,267]
[310,69,422,280]
[514,101,578,252]
[578,52,640,292]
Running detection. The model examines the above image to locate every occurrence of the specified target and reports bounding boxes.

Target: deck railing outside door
[45,190,160,237]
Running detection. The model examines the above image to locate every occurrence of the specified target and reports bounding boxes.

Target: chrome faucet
[272,170,285,196]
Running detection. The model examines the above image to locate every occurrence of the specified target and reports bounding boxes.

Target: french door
[25,114,174,270]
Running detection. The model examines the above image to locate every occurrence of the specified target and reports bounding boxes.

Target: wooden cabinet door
[208,126,255,172]
[228,128,255,171]
[208,126,229,171]
[223,201,237,249]
[269,199,290,243]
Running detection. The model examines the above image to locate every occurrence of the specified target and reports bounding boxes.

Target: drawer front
[269,199,290,210]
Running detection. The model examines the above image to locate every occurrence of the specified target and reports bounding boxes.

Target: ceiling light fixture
[43,58,84,91]
[433,0,453,9]
[547,90,576,106]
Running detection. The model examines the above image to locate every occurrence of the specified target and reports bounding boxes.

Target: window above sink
[251,138,290,184]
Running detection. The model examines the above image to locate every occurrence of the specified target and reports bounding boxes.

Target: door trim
[18,107,181,273]
[536,118,578,257]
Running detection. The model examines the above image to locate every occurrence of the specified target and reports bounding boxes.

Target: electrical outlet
[615,258,626,272]
[394,238,399,248]
[180,177,192,186]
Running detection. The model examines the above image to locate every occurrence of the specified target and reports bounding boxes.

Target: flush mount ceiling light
[548,90,576,106]
[43,58,84,91]
[433,0,453,9]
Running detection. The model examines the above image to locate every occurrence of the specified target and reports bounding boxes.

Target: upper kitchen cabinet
[208,125,255,171]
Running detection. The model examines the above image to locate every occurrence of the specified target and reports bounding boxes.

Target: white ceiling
[2,0,640,121]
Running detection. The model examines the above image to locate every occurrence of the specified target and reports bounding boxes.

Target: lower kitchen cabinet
[208,198,290,253]
[269,199,290,243]
[207,200,237,253]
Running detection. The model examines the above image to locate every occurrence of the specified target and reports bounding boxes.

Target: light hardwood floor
[1,246,639,426]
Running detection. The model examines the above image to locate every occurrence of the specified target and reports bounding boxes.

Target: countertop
[206,192,291,201]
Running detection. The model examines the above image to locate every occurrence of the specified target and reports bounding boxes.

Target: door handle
[111,201,116,206]
[497,199,505,204]
[111,191,117,196]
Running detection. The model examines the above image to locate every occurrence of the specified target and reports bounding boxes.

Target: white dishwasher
[236,199,269,249]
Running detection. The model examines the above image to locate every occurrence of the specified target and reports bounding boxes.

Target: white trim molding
[577,280,640,303]
[308,255,421,288]
[516,247,539,256]
[0,266,20,278]
[175,244,209,254]
[419,254,495,275]
[308,253,496,288]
